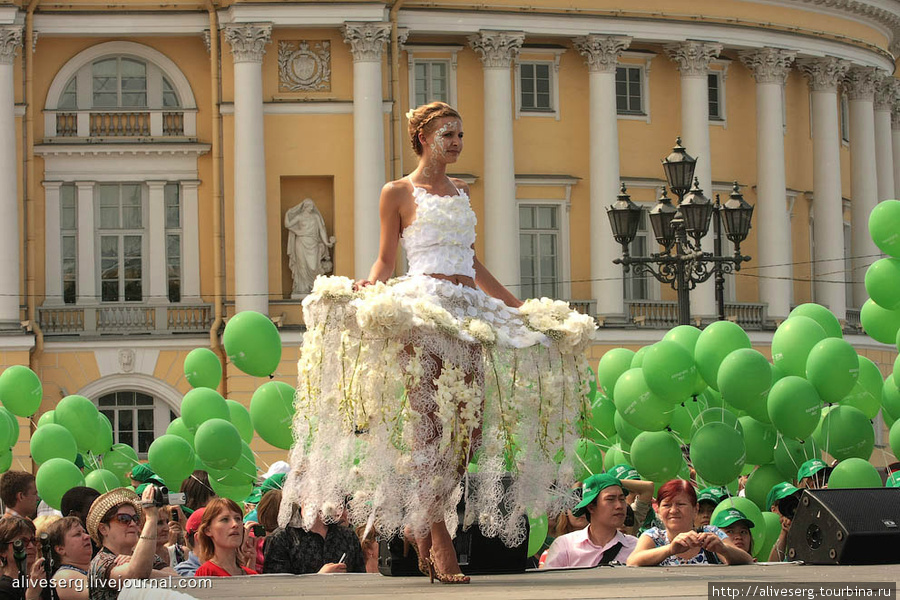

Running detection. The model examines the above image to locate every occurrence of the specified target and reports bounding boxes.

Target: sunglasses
[111,513,141,526]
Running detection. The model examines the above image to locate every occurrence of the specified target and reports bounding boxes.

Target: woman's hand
[25,557,45,599]
[318,562,347,574]
[353,279,374,291]
[668,531,698,555]
[140,485,160,518]
[240,528,257,571]
[698,532,726,554]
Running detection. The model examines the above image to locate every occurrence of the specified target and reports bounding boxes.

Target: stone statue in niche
[285,199,335,297]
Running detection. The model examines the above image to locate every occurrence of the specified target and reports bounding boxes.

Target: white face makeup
[420,117,463,177]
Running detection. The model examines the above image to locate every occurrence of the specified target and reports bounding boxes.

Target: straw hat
[86,488,143,544]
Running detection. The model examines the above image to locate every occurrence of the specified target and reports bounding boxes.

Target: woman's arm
[363,182,405,285]
[620,479,654,503]
[473,255,522,308]
[627,531,695,566]
[51,572,88,600]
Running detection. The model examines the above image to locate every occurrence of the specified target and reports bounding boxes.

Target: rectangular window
[708,73,722,120]
[520,62,552,111]
[97,183,144,302]
[92,57,147,109]
[99,391,156,455]
[61,184,77,305]
[616,66,644,115]
[413,60,449,107]
[165,183,182,303]
[519,205,559,298]
[624,211,650,301]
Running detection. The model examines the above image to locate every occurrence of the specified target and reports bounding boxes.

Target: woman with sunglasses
[0,516,46,600]
[86,487,175,600]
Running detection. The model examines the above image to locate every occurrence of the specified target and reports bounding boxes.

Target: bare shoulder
[381,179,414,204]
[450,178,470,196]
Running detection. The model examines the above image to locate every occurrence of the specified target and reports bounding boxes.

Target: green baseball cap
[886,471,900,488]
[572,473,624,517]
[765,481,800,511]
[797,459,830,481]
[697,486,728,505]
[130,463,156,483]
[712,508,754,529]
[607,464,639,481]
[245,473,286,504]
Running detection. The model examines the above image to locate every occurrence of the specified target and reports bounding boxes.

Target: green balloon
[181,387,229,432]
[36,458,85,510]
[210,477,253,503]
[573,438,604,481]
[868,199,900,258]
[767,376,822,440]
[148,435,195,489]
[586,365,598,396]
[718,349,772,412]
[865,258,900,310]
[222,311,282,378]
[711,496,766,560]
[30,424,77,464]
[0,450,11,473]
[208,443,257,487]
[887,471,900,488]
[690,407,743,439]
[789,304,843,339]
[0,412,11,453]
[759,511,783,562]
[166,418,195,447]
[85,469,123,494]
[184,347,223,390]
[0,408,18,447]
[226,400,254,445]
[37,411,55,428]
[695,321,751,391]
[630,346,648,369]
[630,430,682,482]
[806,339,860,403]
[641,341,697,404]
[690,422,745,485]
[884,408,897,429]
[840,356,883,419]
[889,419,900,462]
[613,410,642,446]
[814,405,874,461]
[668,403,694,445]
[701,387,725,409]
[860,298,900,345]
[90,413,114,456]
[744,464,785,512]
[250,381,296,450]
[55,395,99,452]
[663,325,702,354]
[884,375,900,420]
[102,443,138,479]
[828,457,882,489]
[739,416,777,466]
[597,348,635,397]
[195,418,242,470]
[773,435,821,481]
[614,368,673,431]
[602,443,631,471]
[0,365,43,417]
[771,316,827,377]
[527,514,549,558]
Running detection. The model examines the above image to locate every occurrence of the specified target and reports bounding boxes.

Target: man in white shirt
[542,473,638,568]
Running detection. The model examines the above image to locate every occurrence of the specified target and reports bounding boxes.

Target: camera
[777,494,799,520]
[150,485,186,507]
[250,524,266,537]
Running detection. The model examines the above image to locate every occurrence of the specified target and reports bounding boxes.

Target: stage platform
[182,564,899,599]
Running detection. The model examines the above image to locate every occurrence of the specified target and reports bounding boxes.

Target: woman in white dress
[280,102,596,584]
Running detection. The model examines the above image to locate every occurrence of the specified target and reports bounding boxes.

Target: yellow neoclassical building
[0,0,897,470]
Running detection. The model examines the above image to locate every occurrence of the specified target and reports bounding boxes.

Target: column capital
[180,179,201,190]
[739,48,797,85]
[223,23,272,64]
[843,65,879,101]
[146,180,168,190]
[573,35,631,74]
[874,73,895,111]
[341,22,391,62]
[796,57,851,93]
[74,181,95,190]
[468,30,525,69]
[0,26,23,65]
[664,41,722,77]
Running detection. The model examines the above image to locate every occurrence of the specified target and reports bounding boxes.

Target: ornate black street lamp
[607,138,754,326]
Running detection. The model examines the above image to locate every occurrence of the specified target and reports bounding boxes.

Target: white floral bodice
[401,186,476,279]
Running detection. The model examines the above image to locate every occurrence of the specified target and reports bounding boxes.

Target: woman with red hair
[194,498,257,577]
[627,480,751,566]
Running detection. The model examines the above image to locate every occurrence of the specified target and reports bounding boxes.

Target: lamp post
[607,138,754,326]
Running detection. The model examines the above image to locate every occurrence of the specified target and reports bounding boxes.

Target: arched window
[58,56,181,111]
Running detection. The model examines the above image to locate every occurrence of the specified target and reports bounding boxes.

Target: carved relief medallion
[278,40,331,92]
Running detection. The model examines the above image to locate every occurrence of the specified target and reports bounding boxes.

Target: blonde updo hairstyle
[408,102,462,156]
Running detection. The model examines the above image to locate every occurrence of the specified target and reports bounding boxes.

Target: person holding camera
[766,482,801,562]
[86,487,175,600]
[0,517,46,600]
[193,498,257,577]
[45,516,92,600]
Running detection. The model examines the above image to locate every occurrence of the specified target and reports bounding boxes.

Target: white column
[181,180,201,301]
[797,57,851,320]
[874,74,895,202]
[75,181,96,305]
[844,66,880,309]
[0,27,22,326]
[224,23,271,315]
[469,30,525,290]
[43,181,64,307]
[665,41,722,319]
[147,181,167,305]
[574,35,631,319]
[739,48,797,322]
[342,22,391,280]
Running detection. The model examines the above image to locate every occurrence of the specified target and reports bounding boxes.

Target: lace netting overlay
[278,276,597,547]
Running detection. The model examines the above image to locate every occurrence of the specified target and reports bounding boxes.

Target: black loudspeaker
[785,488,900,565]
[378,476,529,576]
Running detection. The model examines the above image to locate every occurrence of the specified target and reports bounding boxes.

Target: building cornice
[767,0,900,54]
[33,143,211,158]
